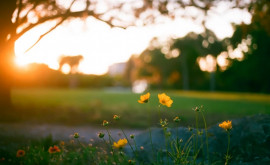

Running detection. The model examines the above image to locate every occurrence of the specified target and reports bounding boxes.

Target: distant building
[108,62,126,76]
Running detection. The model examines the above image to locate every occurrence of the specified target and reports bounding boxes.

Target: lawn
[1,88,269,128]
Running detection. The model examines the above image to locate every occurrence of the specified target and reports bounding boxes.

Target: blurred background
[0,0,270,148]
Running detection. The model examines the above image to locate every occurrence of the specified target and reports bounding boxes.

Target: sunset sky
[14,2,251,75]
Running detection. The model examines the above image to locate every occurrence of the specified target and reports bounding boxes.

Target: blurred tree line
[13,64,115,88]
[125,0,270,93]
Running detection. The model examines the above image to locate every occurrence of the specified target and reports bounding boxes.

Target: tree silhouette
[59,55,83,74]
[58,55,84,88]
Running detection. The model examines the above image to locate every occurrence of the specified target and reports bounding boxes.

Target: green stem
[120,128,137,157]
[105,128,117,162]
[201,111,209,164]
[149,127,154,156]
[195,112,199,157]
[147,103,155,158]
[225,131,231,165]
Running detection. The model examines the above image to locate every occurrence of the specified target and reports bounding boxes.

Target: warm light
[14,4,250,75]
[198,55,217,72]
[61,64,71,74]
[217,52,230,71]
[15,56,30,67]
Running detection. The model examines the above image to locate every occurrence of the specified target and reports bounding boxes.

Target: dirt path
[0,123,145,143]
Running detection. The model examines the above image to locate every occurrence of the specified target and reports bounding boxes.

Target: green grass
[0,88,269,128]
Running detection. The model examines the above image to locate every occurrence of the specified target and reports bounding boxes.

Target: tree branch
[24,0,77,53]
[15,0,23,25]
[24,18,66,53]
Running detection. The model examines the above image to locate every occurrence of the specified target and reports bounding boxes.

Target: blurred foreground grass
[1,88,270,128]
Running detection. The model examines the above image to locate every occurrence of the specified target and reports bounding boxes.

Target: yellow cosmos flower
[158,93,173,107]
[138,92,150,104]
[113,138,128,149]
[16,149,25,157]
[219,120,232,131]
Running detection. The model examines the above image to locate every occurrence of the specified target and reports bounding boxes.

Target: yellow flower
[113,138,128,149]
[16,149,25,157]
[48,145,61,154]
[158,93,173,107]
[219,120,232,131]
[138,92,150,104]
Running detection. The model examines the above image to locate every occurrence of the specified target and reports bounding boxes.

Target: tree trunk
[0,0,17,108]
[181,52,189,90]
[210,71,215,91]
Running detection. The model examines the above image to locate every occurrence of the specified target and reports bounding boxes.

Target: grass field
[0,88,269,128]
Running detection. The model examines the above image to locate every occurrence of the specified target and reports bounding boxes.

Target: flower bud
[74,133,79,138]
[102,120,109,126]
[98,132,105,138]
[173,116,181,122]
[113,115,120,120]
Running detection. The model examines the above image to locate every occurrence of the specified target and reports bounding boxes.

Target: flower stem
[120,128,137,157]
[225,131,231,165]
[201,111,209,164]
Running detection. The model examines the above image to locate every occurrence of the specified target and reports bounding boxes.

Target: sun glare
[61,64,71,74]
[15,56,29,67]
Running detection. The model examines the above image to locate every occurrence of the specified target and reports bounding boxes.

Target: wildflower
[138,92,150,104]
[128,160,136,164]
[173,116,181,122]
[219,120,232,131]
[130,134,135,139]
[98,132,105,138]
[48,145,61,154]
[16,149,25,157]
[193,106,200,112]
[102,120,109,126]
[60,141,65,146]
[73,133,79,138]
[158,93,173,107]
[113,115,120,120]
[113,138,128,149]
[140,146,144,150]
[160,118,168,128]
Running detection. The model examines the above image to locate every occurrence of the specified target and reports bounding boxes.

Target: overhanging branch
[24,17,66,53]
